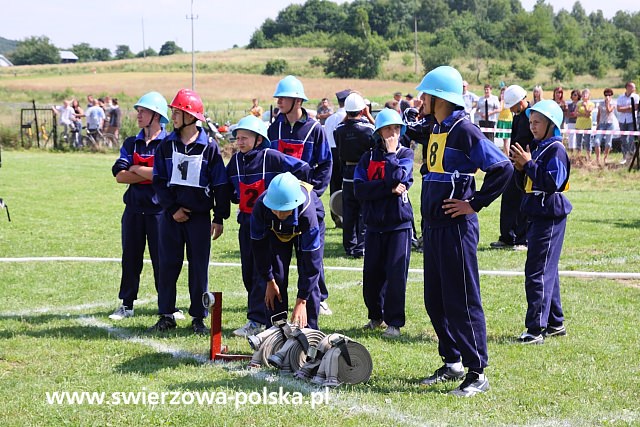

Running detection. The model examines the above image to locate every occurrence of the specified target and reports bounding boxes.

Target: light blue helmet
[416,65,465,108]
[273,75,308,101]
[526,100,563,137]
[263,172,305,211]
[374,108,406,136]
[232,115,270,148]
[134,91,169,124]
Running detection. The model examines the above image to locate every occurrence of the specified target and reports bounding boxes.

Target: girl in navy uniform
[149,89,230,335]
[416,66,513,397]
[267,75,333,315]
[510,100,572,344]
[109,92,169,320]
[354,108,414,338]
[226,115,310,337]
[250,172,323,329]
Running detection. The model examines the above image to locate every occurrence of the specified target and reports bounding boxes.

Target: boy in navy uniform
[417,66,512,397]
[250,172,323,329]
[109,92,169,320]
[510,100,571,344]
[334,92,375,258]
[149,89,230,335]
[226,115,310,337]
[267,75,333,315]
[354,108,414,338]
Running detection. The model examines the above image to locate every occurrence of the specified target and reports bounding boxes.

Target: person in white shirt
[85,99,106,132]
[616,81,640,164]
[462,80,479,119]
[52,100,75,142]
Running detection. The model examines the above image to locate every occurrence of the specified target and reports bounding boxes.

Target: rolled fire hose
[247,320,298,368]
[310,334,373,387]
[295,332,337,380]
[268,328,326,374]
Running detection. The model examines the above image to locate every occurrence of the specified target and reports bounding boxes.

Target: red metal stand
[208,292,252,362]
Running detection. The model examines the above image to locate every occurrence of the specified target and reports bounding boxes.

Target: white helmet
[504,85,527,109]
[344,92,366,112]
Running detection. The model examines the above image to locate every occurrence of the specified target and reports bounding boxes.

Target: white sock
[445,362,463,371]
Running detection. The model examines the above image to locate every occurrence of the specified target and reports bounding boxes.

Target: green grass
[0,151,639,426]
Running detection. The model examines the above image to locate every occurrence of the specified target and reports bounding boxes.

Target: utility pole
[414,14,418,74]
[186,0,198,90]
[141,17,146,59]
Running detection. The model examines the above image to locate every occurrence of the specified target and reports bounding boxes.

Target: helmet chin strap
[284,98,297,116]
[252,135,260,150]
[174,111,198,136]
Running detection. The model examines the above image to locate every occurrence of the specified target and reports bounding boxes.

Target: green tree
[248,29,267,49]
[114,45,134,60]
[10,36,60,65]
[136,48,158,58]
[71,43,98,62]
[324,33,389,79]
[94,48,112,61]
[159,41,183,56]
[263,59,288,75]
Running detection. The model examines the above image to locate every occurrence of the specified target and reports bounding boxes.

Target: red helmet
[169,89,206,122]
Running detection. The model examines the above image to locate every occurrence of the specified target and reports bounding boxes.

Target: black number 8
[429,142,439,167]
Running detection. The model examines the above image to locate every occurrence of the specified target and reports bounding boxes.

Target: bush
[324,33,389,79]
[511,59,536,81]
[552,63,573,82]
[263,59,288,76]
[309,56,325,68]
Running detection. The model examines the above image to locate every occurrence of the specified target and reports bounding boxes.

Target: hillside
[0,36,18,55]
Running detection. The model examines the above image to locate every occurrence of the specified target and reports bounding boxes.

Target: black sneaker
[543,324,567,338]
[192,318,209,335]
[148,315,176,332]
[420,364,465,386]
[449,371,490,397]
[517,331,544,344]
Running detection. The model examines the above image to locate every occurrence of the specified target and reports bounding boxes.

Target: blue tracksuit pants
[238,222,268,325]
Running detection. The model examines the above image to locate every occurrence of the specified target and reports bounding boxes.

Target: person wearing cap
[250,172,324,329]
[402,93,414,111]
[109,92,170,321]
[416,66,512,397]
[226,115,310,337]
[149,88,230,335]
[509,100,571,345]
[490,85,534,250]
[334,92,376,258]
[324,88,351,226]
[354,108,414,339]
[267,75,333,315]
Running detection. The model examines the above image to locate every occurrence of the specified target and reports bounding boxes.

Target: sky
[0,0,638,54]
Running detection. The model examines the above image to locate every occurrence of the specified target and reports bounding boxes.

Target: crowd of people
[107,69,638,398]
[52,94,121,147]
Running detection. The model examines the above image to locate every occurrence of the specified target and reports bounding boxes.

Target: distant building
[60,50,78,64]
[0,54,13,67]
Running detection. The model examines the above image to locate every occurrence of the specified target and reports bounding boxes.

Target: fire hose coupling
[201,292,216,309]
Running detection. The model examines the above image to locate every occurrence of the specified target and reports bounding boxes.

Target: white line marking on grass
[1,256,639,280]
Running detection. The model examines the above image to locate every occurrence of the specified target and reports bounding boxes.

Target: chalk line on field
[1,256,639,279]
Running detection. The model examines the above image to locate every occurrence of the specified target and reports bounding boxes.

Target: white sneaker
[232,320,265,337]
[319,301,333,315]
[173,309,186,320]
[109,305,133,320]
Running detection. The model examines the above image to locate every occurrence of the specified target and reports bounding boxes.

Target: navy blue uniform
[250,183,323,329]
[152,128,230,319]
[498,102,534,246]
[421,110,512,370]
[112,128,167,307]
[268,109,331,302]
[515,136,571,335]
[334,117,375,257]
[226,147,310,325]
[354,144,414,327]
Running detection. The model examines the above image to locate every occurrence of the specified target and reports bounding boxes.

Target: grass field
[0,150,639,426]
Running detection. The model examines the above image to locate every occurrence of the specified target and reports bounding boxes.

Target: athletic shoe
[517,331,544,344]
[363,319,387,330]
[108,305,133,320]
[381,325,401,338]
[192,318,209,335]
[449,372,490,397]
[512,244,528,251]
[173,309,186,320]
[489,240,510,249]
[147,315,177,332]
[232,320,265,337]
[420,364,465,386]
[319,301,333,315]
[543,324,567,338]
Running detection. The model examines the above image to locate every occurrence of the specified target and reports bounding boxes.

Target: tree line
[249,0,640,83]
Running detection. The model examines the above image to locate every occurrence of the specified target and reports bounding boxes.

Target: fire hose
[306,334,373,387]
[267,328,326,375]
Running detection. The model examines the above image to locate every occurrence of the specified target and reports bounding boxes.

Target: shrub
[263,59,288,76]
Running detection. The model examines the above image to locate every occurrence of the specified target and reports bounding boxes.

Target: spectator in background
[552,87,567,127]
[476,84,501,133]
[617,81,640,164]
[70,98,84,147]
[316,98,333,125]
[592,88,618,166]
[401,93,413,112]
[532,86,544,106]
[250,98,264,119]
[385,99,400,112]
[52,99,75,143]
[86,94,94,110]
[575,89,595,161]
[108,98,121,141]
[85,99,106,133]
[496,86,513,150]
[462,81,479,119]
[565,89,581,152]
[324,89,350,227]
